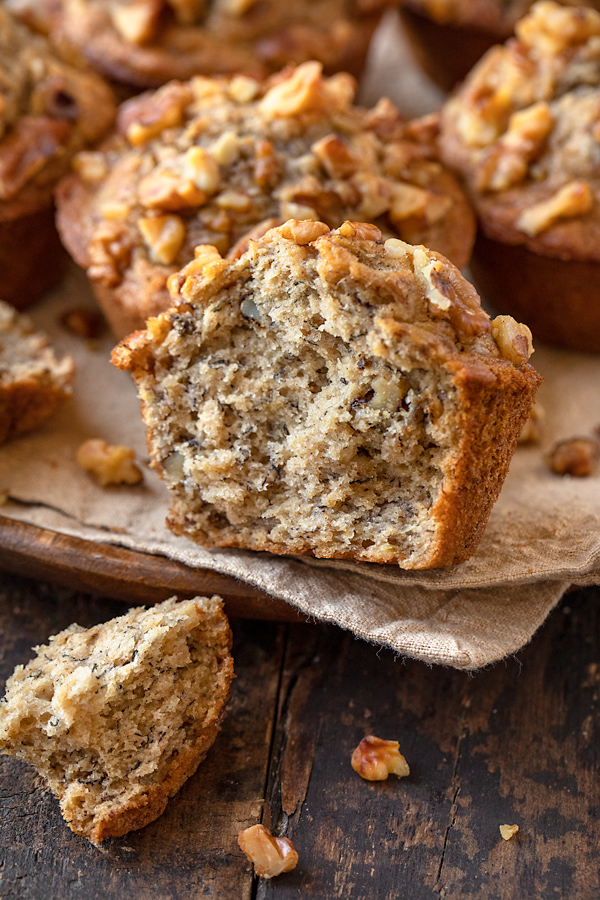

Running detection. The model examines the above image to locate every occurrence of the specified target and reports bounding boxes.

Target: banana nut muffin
[0,595,233,844]
[0,6,116,308]
[440,1,600,353]
[398,0,600,89]
[0,299,75,444]
[56,62,476,338]
[8,0,392,90]
[113,219,541,570]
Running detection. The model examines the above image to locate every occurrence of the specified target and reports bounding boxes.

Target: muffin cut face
[56,62,476,338]
[114,220,541,569]
[0,596,233,844]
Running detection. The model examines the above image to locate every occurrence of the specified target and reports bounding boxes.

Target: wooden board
[0,513,303,621]
[1,573,599,898]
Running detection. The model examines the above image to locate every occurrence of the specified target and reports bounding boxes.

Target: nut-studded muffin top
[401,0,599,36]
[57,63,476,336]
[8,0,392,88]
[0,6,116,217]
[440,1,600,261]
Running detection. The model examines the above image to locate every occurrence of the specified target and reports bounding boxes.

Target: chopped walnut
[516,1,600,57]
[516,181,593,236]
[138,168,207,211]
[336,221,382,242]
[238,824,298,879]
[169,244,229,300]
[311,134,358,179]
[184,146,220,193]
[87,221,133,287]
[76,439,143,487]
[138,214,186,264]
[120,83,194,146]
[109,0,163,44]
[259,62,354,119]
[491,316,534,366]
[210,130,241,166]
[277,219,330,245]
[228,75,260,104]
[72,151,109,183]
[477,102,554,192]
[546,437,599,478]
[499,824,519,841]
[351,735,410,781]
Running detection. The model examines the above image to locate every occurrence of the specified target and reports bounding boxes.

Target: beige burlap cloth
[1,14,599,669]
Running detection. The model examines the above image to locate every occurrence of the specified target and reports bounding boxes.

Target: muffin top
[0,6,116,217]
[57,63,475,334]
[440,1,600,261]
[9,0,392,88]
[401,0,599,35]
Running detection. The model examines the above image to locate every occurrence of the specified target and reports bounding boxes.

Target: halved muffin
[114,220,541,569]
[0,595,233,844]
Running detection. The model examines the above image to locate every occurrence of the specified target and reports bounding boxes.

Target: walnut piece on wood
[546,437,600,478]
[351,735,410,781]
[238,824,299,878]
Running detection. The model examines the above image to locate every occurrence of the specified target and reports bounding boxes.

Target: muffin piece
[113,220,541,570]
[0,300,75,444]
[9,0,391,90]
[0,6,116,308]
[0,595,233,844]
[56,62,476,338]
[440,1,600,353]
[398,0,600,90]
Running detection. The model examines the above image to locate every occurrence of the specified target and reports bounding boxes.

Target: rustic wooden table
[1,572,599,899]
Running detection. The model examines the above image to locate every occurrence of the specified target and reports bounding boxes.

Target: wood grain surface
[1,572,599,899]
[0,514,302,621]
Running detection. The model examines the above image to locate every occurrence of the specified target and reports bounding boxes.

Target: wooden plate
[0,514,302,621]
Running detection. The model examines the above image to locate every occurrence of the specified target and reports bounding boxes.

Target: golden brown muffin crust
[0,6,116,218]
[440,2,600,261]
[11,0,391,89]
[57,63,475,337]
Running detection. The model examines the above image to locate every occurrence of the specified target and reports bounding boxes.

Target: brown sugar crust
[18,0,389,90]
[0,596,233,844]
[0,300,75,444]
[56,63,476,338]
[114,220,541,570]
